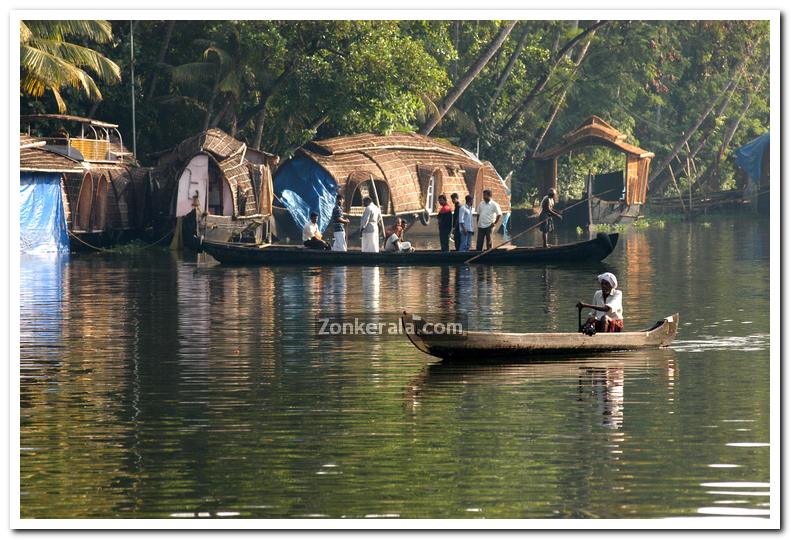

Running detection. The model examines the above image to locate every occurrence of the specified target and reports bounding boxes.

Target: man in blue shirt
[458,194,474,251]
[331,194,349,251]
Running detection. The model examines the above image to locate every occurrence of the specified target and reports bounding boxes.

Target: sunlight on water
[19,217,770,519]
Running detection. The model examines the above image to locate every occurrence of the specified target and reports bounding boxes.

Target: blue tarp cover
[273,158,338,232]
[734,133,769,184]
[20,172,69,254]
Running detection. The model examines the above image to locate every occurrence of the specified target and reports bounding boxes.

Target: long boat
[401,311,679,361]
[198,232,618,266]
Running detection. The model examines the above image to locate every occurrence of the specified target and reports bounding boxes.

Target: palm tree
[21,20,121,113]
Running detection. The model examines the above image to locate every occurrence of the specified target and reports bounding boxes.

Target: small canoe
[198,232,618,266]
[401,311,679,361]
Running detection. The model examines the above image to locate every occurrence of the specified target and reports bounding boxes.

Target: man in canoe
[384,218,414,253]
[331,194,350,252]
[576,272,624,333]
[457,194,474,251]
[539,188,563,247]
[302,212,330,250]
[360,197,382,253]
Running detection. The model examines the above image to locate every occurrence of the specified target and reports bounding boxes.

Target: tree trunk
[499,20,609,133]
[203,74,220,131]
[420,20,518,136]
[485,24,528,114]
[529,31,597,159]
[210,95,232,128]
[648,45,756,193]
[146,20,175,104]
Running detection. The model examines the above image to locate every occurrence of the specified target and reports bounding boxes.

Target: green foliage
[20,18,770,194]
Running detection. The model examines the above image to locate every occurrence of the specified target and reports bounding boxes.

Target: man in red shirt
[437,194,453,252]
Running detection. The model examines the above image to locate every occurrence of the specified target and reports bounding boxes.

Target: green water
[19,216,771,519]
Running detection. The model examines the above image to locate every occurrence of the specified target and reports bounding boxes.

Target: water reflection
[19,216,771,519]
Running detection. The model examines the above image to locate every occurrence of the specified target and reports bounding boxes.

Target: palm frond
[203,46,233,69]
[21,44,102,101]
[24,20,113,43]
[28,39,120,83]
[20,21,31,43]
[169,62,218,85]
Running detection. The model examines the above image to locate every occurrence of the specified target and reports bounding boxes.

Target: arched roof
[534,116,654,160]
[295,133,511,213]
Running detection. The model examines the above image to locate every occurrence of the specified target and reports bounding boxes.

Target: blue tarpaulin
[273,158,338,232]
[734,133,769,184]
[20,172,70,254]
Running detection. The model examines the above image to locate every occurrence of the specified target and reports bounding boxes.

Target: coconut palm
[21,20,121,113]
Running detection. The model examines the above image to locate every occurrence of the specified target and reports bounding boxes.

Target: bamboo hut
[148,128,278,248]
[533,116,654,227]
[273,132,511,241]
[20,115,146,251]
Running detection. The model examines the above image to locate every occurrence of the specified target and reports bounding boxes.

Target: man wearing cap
[576,272,624,332]
[302,212,330,250]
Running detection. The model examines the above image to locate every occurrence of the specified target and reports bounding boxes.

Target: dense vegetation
[20,19,770,205]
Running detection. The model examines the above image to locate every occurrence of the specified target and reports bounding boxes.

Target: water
[19,216,771,519]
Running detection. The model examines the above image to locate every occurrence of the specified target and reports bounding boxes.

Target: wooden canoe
[401,311,679,361]
[198,232,618,266]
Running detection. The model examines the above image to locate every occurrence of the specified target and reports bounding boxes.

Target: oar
[463,187,620,265]
[578,305,583,332]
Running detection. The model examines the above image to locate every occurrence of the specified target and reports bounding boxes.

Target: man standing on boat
[475,189,502,251]
[576,272,624,333]
[450,193,462,251]
[437,194,454,251]
[360,197,381,253]
[539,188,563,247]
[331,194,349,252]
[457,194,474,251]
[303,212,331,250]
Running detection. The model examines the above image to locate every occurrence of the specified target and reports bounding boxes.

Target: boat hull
[402,312,679,361]
[198,232,618,266]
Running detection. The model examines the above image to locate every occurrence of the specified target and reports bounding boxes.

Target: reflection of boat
[401,311,679,361]
[198,232,618,266]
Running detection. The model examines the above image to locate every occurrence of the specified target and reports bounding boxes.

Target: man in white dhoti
[359,197,381,253]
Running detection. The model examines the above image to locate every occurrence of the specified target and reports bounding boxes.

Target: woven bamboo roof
[296,132,510,213]
[21,145,84,173]
[20,133,45,149]
[534,116,655,160]
[152,128,246,163]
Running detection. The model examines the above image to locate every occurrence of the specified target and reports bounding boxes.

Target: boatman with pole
[539,188,563,247]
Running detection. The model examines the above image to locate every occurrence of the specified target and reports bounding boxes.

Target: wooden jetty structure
[20,115,146,251]
[532,116,654,228]
[271,132,511,244]
[198,232,617,266]
[401,310,679,361]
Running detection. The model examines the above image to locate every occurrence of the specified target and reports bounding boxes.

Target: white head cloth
[597,272,618,289]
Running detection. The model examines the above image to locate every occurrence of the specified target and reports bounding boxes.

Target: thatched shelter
[274,132,511,231]
[533,116,654,206]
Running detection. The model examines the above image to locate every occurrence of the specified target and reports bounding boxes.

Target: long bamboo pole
[464,188,620,265]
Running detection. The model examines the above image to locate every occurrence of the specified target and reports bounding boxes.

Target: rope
[68,226,176,253]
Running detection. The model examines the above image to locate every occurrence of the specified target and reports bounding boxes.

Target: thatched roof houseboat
[273,132,511,236]
[148,128,279,248]
[532,116,654,227]
[20,115,146,252]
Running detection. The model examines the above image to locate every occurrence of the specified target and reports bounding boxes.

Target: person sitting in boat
[576,272,624,333]
[384,218,414,253]
[539,188,563,248]
[303,212,330,250]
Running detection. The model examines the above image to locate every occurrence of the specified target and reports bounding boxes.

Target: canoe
[401,311,679,361]
[198,232,618,266]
